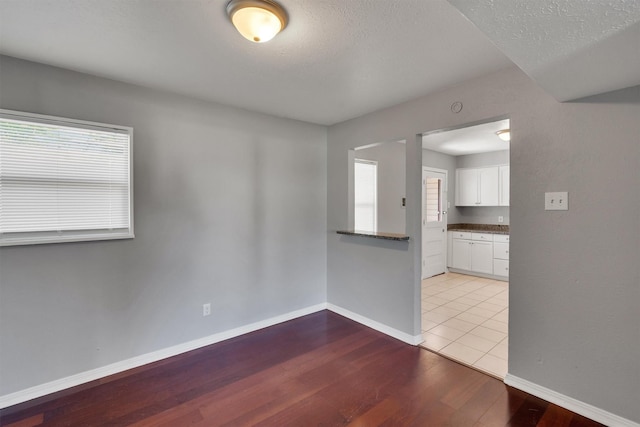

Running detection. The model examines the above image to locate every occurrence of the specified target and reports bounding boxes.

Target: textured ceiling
[2,1,636,125]
[447,0,640,101]
[422,119,510,156]
[0,0,513,125]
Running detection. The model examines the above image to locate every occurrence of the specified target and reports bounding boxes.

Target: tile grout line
[420,272,509,378]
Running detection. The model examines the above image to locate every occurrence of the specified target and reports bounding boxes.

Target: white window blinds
[354,159,377,232]
[424,177,442,223]
[0,110,133,246]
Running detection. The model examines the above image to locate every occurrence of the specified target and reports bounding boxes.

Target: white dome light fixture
[496,129,511,142]
[226,0,288,43]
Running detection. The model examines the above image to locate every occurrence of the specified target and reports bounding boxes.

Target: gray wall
[327,66,639,422]
[0,56,327,395]
[1,56,638,424]
[355,142,406,234]
[455,206,509,225]
[328,116,422,340]
[456,150,510,225]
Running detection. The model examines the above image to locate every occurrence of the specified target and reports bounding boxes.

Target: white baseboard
[0,303,327,410]
[327,303,423,346]
[505,374,639,427]
[447,267,508,282]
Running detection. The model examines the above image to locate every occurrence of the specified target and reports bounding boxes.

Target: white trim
[505,374,640,427]
[0,232,134,247]
[447,267,508,282]
[0,108,132,133]
[422,166,448,182]
[0,303,327,409]
[327,303,423,346]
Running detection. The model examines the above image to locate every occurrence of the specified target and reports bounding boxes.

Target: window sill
[0,232,134,247]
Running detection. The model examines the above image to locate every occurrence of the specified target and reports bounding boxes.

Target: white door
[422,168,448,279]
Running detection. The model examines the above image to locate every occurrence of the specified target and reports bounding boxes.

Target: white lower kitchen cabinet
[493,234,510,278]
[470,241,493,274]
[448,231,509,281]
[450,232,493,274]
[493,259,509,277]
[451,237,472,270]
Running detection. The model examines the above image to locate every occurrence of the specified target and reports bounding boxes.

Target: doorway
[420,118,510,379]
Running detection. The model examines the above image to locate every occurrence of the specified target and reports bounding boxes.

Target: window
[354,159,377,232]
[424,177,442,223]
[0,109,133,246]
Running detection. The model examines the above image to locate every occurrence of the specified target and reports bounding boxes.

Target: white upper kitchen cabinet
[499,165,510,206]
[455,166,499,206]
[455,169,479,206]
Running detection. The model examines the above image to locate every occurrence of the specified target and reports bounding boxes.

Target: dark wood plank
[506,394,548,426]
[446,375,509,425]
[477,384,527,426]
[0,311,606,427]
[537,403,573,427]
[3,414,44,427]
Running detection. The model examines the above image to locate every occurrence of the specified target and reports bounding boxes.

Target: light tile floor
[421,272,508,379]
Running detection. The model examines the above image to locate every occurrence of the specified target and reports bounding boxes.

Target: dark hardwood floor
[1,311,604,426]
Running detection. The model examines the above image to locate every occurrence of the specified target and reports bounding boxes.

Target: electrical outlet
[545,192,569,211]
[498,216,504,223]
[203,303,211,316]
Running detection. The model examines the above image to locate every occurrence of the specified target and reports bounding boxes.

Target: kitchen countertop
[336,230,410,241]
[447,223,509,235]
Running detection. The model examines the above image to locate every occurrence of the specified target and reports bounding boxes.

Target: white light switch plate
[545,192,568,210]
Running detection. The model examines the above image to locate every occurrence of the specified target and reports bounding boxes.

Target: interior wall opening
[348,140,406,235]
[420,117,510,379]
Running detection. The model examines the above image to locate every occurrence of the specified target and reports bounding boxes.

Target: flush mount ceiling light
[226,0,288,43]
[496,129,511,142]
